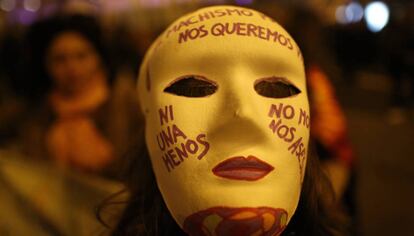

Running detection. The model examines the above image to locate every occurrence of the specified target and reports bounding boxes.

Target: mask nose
[207,74,268,155]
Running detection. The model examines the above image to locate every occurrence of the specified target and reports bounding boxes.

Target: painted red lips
[212,156,274,181]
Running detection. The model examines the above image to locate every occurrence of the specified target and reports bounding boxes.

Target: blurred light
[103,0,130,12]
[42,3,58,17]
[364,1,389,32]
[23,0,41,12]
[175,0,192,3]
[335,5,348,24]
[345,2,364,23]
[0,0,16,12]
[204,0,226,3]
[140,0,162,8]
[17,9,36,25]
[235,0,253,5]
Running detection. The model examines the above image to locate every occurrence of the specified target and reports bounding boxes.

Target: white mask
[137,5,310,236]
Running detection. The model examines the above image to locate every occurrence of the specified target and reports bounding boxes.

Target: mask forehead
[144,6,305,97]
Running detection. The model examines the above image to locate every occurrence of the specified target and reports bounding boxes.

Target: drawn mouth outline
[212,156,274,181]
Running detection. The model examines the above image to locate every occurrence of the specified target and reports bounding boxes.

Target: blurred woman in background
[20,14,143,178]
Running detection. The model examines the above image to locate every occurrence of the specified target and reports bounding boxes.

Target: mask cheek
[146,103,211,176]
[264,101,310,181]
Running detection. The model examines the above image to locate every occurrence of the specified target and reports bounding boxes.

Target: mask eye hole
[164,75,218,97]
[254,77,301,98]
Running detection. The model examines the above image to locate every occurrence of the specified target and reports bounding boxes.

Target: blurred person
[307,67,354,199]
[20,14,143,178]
[286,7,356,221]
